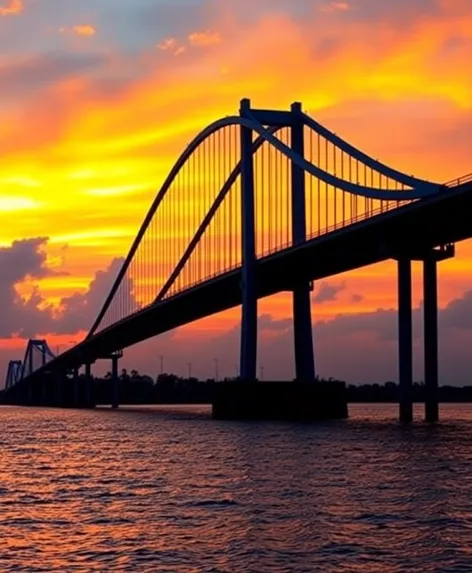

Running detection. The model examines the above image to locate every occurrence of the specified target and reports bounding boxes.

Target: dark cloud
[313,281,346,303]
[0,52,107,99]
[440,291,472,331]
[258,314,292,332]
[0,238,56,338]
[53,257,132,335]
[0,238,132,339]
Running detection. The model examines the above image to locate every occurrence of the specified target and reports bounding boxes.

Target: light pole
[187,362,192,379]
[213,358,219,381]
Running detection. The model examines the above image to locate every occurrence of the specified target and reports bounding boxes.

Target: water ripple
[1,404,472,571]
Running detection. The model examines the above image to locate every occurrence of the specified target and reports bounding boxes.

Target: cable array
[302,124,410,243]
[94,115,421,334]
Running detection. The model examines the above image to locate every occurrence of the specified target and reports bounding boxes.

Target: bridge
[2,99,471,422]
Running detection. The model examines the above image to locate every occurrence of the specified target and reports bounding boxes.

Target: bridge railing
[445,172,472,187]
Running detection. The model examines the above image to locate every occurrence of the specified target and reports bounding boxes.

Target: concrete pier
[212,381,347,421]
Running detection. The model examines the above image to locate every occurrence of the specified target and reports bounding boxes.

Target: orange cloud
[320,1,349,12]
[0,0,22,16]
[188,30,222,47]
[157,37,186,56]
[73,24,96,36]
[158,30,222,55]
[59,24,96,37]
[0,0,471,352]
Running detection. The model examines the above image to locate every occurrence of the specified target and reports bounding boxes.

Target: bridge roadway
[26,178,472,379]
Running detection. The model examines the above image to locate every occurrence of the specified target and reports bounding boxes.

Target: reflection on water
[1,404,472,572]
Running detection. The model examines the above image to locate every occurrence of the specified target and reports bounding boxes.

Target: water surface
[1,403,472,572]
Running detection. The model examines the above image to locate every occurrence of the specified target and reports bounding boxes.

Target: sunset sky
[0,0,471,385]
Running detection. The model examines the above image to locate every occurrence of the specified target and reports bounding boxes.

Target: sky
[0,0,471,385]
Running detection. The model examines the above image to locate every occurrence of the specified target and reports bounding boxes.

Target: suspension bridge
[2,99,472,421]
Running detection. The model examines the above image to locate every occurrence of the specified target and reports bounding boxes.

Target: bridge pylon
[238,99,316,382]
[291,102,316,382]
[239,99,258,381]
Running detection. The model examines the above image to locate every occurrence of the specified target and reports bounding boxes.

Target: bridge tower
[239,99,258,381]
[238,100,316,382]
[291,102,316,382]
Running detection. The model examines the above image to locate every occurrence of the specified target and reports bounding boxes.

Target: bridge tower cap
[240,98,251,113]
[291,101,302,112]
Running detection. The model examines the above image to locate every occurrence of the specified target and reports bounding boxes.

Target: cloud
[0,52,107,100]
[0,239,135,339]
[0,0,22,17]
[157,37,186,56]
[157,29,222,56]
[320,1,350,13]
[258,314,292,332]
[313,282,346,303]
[53,257,134,335]
[0,238,58,338]
[59,24,97,37]
[188,31,222,47]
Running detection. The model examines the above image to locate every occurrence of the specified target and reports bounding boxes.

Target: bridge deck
[27,179,472,375]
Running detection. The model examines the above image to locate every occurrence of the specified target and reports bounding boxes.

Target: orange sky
[0,0,471,382]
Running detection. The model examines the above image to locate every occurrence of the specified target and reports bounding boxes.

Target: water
[1,404,472,572]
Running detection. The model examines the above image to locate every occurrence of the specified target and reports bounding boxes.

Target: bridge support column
[423,255,439,423]
[73,367,79,407]
[421,244,454,422]
[111,353,120,409]
[85,363,94,408]
[54,373,63,407]
[40,376,48,406]
[397,258,413,422]
[26,381,33,406]
[291,102,315,382]
[239,99,258,381]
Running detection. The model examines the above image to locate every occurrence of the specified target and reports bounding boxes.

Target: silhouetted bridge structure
[3,100,472,421]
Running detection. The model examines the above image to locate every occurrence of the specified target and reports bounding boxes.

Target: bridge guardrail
[445,173,472,187]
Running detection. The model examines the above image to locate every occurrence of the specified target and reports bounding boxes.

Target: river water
[1,403,472,572]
